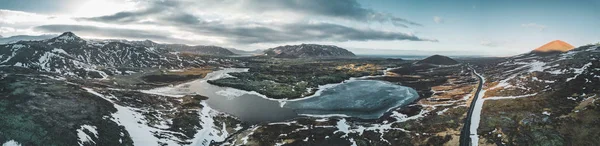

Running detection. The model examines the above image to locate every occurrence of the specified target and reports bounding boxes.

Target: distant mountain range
[158,44,235,56]
[89,39,237,56]
[1,33,366,58]
[226,48,264,56]
[0,32,220,78]
[264,44,355,58]
[0,34,56,44]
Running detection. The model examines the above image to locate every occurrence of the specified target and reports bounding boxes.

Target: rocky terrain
[2,32,599,146]
[264,44,356,58]
[208,57,402,99]
[468,43,600,145]
[221,61,479,145]
[0,32,245,146]
[1,32,482,145]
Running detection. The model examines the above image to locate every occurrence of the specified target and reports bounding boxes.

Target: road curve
[459,67,484,146]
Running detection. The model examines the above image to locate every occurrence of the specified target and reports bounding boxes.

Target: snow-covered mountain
[0,32,244,146]
[0,32,217,78]
[103,39,237,56]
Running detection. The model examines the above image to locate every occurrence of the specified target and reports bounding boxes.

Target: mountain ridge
[264,44,355,58]
[0,32,223,78]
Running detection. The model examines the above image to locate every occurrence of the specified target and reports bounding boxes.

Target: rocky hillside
[416,55,459,65]
[0,32,243,146]
[264,44,355,58]
[90,39,236,56]
[472,44,600,145]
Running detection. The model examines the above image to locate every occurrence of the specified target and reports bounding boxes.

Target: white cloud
[521,23,546,31]
[433,16,443,24]
[480,40,499,47]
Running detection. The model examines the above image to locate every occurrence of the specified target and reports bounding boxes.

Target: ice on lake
[284,80,419,119]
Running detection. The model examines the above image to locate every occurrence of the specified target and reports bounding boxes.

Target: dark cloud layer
[239,0,422,27]
[187,22,434,43]
[82,0,421,27]
[70,0,434,44]
[35,22,436,45]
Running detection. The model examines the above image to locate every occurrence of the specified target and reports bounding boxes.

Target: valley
[0,32,599,146]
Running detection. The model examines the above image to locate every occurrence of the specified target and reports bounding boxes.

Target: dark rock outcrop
[416,55,459,65]
[264,44,355,58]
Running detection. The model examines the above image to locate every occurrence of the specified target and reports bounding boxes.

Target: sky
[0,0,599,56]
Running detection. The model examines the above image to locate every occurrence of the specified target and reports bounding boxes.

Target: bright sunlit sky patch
[0,0,599,56]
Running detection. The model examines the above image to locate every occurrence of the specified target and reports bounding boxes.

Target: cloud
[433,16,443,24]
[33,22,437,45]
[480,40,497,47]
[191,22,437,44]
[521,23,546,31]
[4,1,437,46]
[80,0,422,27]
[70,0,435,44]
[237,0,423,27]
[480,40,508,47]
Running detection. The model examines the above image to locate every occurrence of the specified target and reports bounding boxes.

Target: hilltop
[416,55,459,65]
[532,40,575,53]
[264,44,355,58]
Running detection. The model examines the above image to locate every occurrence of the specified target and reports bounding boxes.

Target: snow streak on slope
[190,102,231,146]
[1,140,21,146]
[85,86,237,146]
[83,87,170,146]
[76,125,99,146]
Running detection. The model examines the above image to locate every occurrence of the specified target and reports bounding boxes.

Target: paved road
[459,68,484,146]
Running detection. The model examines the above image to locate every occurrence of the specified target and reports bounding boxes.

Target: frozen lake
[146,68,418,123]
[284,80,419,119]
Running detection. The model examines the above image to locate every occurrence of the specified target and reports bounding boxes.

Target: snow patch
[567,62,593,82]
[542,111,551,116]
[215,88,247,100]
[11,44,25,49]
[190,102,230,146]
[77,125,98,146]
[485,93,537,100]
[334,119,351,138]
[83,87,177,146]
[2,140,21,146]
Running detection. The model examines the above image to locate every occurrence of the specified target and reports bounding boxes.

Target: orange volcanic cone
[533,40,575,53]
